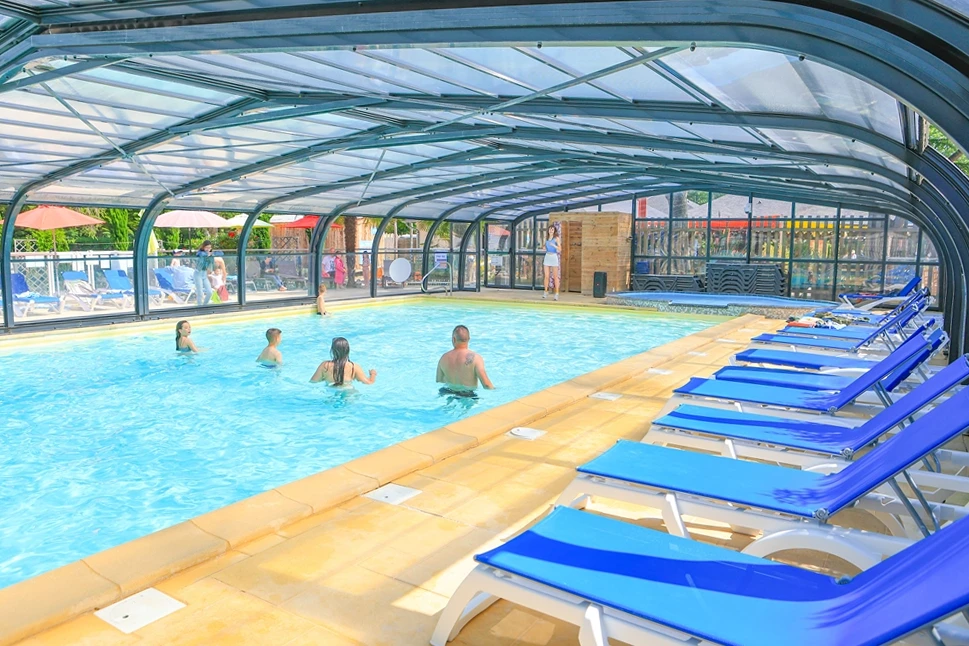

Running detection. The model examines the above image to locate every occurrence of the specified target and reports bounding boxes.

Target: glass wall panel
[376,218,424,296]
[515,254,535,288]
[839,218,885,261]
[635,258,668,275]
[790,262,835,300]
[836,263,884,295]
[884,264,919,293]
[487,253,510,287]
[921,234,938,262]
[670,220,707,256]
[669,258,706,276]
[792,221,836,260]
[245,251,311,302]
[750,219,791,259]
[920,264,941,297]
[634,219,669,257]
[11,253,137,322]
[886,215,919,261]
[709,221,748,257]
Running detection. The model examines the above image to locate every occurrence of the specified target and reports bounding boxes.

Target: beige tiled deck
[11,309,800,646]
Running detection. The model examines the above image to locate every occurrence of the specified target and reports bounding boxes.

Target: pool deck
[6,297,794,645]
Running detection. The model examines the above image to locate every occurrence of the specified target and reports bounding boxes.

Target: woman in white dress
[543,225,561,301]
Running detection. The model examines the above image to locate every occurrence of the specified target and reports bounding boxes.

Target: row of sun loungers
[433,281,969,646]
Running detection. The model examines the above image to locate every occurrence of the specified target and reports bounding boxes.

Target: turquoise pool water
[0,301,713,589]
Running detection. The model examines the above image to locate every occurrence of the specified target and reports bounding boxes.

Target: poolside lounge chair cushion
[476,506,969,646]
[583,382,969,520]
[656,355,969,458]
[733,349,878,370]
[675,333,929,411]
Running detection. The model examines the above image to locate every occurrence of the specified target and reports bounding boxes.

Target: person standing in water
[542,224,561,301]
[310,337,377,386]
[316,284,329,316]
[256,328,283,367]
[175,320,199,353]
[436,325,494,397]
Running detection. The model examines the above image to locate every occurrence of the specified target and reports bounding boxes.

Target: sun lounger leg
[662,493,689,538]
[556,480,594,509]
[578,604,607,646]
[430,568,499,646]
[743,528,882,571]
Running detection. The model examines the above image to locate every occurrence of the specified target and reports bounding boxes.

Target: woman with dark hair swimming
[310,337,377,386]
[175,320,198,353]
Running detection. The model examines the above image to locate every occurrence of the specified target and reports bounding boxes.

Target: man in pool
[436,325,494,397]
[256,328,283,367]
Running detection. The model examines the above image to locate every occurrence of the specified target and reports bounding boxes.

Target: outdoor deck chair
[710,329,943,392]
[432,506,969,646]
[556,384,969,571]
[837,274,921,311]
[750,305,923,353]
[810,288,927,324]
[103,269,163,304]
[153,267,195,304]
[648,355,969,481]
[732,330,942,370]
[10,272,62,314]
[671,332,930,414]
[778,304,926,341]
[61,271,130,310]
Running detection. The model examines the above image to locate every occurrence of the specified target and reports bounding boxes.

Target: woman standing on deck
[193,241,215,306]
[543,223,561,301]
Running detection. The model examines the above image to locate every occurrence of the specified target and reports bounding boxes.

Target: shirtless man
[256,328,283,367]
[436,325,494,397]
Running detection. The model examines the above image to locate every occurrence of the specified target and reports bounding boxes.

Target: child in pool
[175,320,199,353]
[316,284,329,316]
[256,328,283,366]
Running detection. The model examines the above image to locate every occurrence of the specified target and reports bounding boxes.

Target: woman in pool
[310,337,376,386]
[175,320,199,353]
[543,223,561,301]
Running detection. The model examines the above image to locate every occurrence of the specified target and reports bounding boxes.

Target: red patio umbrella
[10,206,104,252]
[278,215,320,229]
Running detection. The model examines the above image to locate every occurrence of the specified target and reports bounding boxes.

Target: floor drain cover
[716,338,745,344]
[95,588,185,634]
[646,368,673,375]
[589,392,622,401]
[686,351,707,356]
[507,427,547,441]
[365,483,422,506]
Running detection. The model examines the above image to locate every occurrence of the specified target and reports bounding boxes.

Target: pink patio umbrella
[8,205,105,252]
[154,210,233,228]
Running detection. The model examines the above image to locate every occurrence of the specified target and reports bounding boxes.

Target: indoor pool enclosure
[0,2,968,359]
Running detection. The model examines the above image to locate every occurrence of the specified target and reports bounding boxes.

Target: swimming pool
[0,300,713,589]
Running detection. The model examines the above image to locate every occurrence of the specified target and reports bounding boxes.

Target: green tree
[929,124,969,175]
[101,208,133,250]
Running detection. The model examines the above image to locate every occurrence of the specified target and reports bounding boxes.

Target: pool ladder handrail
[422,261,453,296]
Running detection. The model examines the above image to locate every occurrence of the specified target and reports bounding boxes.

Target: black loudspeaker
[593,271,607,298]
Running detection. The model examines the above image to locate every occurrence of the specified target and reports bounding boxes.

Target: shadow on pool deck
[7,307,786,646]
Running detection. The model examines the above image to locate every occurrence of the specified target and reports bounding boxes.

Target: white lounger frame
[431,532,969,646]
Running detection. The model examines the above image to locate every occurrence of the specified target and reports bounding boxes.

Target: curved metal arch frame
[0,1,967,351]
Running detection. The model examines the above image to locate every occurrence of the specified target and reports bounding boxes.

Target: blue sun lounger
[10,272,61,314]
[837,274,921,310]
[730,328,947,376]
[653,355,969,460]
[762,304,920,345]
[556,385,969,570]
[433,505,969,646]
[711,331,939,392]
[810,288,927,324]
[751,307,922,352]
[104,269,162,303]
[674,333,929,412]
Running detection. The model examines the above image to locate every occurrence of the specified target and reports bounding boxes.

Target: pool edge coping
[0,312,762,646]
